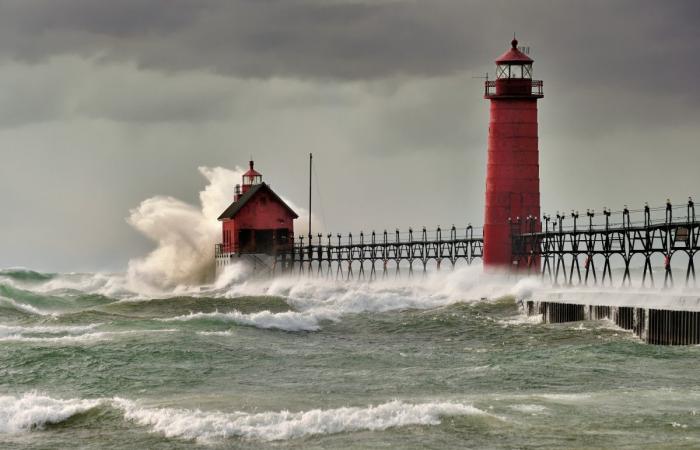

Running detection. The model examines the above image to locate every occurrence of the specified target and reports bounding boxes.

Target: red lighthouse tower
[483,38,544,269]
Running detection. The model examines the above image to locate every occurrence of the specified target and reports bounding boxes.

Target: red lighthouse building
[217,161,298,264]
[483,38,544,269]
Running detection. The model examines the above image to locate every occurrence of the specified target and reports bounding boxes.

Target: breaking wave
[0,393,103,433]
[0,393,490,442]
[185,265,540,331]
[0,296,53,316]
[114,398,489,442]
[0,264,541,333]
[159,309,320,332]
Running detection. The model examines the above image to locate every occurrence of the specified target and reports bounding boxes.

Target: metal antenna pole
[308,153,312,238]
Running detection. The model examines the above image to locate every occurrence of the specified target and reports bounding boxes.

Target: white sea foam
[160,310,320,332]
[0,323,101,337]
[498,314,543,326]
[509,404,548,414]
[0,329,176,344]
[114,399,489,442]
[0,392,103,433]
[1,392,492,441]
[201,265,538,331]
[196,330,234,336]
[537,393,592,402]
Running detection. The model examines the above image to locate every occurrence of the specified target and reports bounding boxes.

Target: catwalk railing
[273,226,484,280]
[511,199,698,287]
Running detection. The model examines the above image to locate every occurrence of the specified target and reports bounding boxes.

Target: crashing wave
[0,393,103,433]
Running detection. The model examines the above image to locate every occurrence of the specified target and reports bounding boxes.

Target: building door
[276,228,289,247]
[255,230,274,254]
[238,229,253,253]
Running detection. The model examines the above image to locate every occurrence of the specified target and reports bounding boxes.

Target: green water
[1,269,700,449]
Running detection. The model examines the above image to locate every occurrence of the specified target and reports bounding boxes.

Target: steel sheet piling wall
[525,301,700,345]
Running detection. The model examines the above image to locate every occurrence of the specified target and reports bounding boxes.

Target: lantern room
[485,39,543,98]
[496,39,533,79]
[241,161,262,194]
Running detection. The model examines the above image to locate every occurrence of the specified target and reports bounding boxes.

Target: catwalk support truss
[511,200,698,287]
[273,226,483,280]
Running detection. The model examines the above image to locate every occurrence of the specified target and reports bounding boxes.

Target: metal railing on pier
[511,199,698,287]
[273,225,484,280]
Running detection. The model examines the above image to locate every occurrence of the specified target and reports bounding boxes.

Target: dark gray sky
[1,0,699,272]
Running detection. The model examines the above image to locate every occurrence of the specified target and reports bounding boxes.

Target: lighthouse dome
[495,38,533,64]
[242,160,262,187]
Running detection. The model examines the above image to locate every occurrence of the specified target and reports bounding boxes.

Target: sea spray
[124,165,321,294]
[146,265,532,332]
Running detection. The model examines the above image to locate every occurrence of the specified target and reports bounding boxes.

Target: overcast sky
[1,0,699,272]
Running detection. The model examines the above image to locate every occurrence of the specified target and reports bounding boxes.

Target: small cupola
[241,160,262,193]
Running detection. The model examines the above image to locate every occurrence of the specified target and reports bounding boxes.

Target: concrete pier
[525,299,700,345]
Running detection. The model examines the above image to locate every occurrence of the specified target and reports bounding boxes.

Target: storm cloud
[0,0,699,271]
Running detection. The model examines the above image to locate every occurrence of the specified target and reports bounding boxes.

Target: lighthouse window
[497,64,533,79]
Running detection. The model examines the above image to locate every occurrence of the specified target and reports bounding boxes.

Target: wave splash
[124,166,319,295]
[200,264,538,331]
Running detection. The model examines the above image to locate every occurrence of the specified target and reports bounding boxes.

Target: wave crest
[159,309,320,332]
[0,268,54,282]
[115,399,488,442]
[0,393,103,433]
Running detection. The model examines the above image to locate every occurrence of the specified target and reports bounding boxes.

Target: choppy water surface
[1,267,700,449]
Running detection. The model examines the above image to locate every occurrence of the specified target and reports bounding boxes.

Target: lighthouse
[483,38,544,269]
[216,161,298,275]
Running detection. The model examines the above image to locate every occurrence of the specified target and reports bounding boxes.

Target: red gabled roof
[495,39,533,64]
[217,182,299,220]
